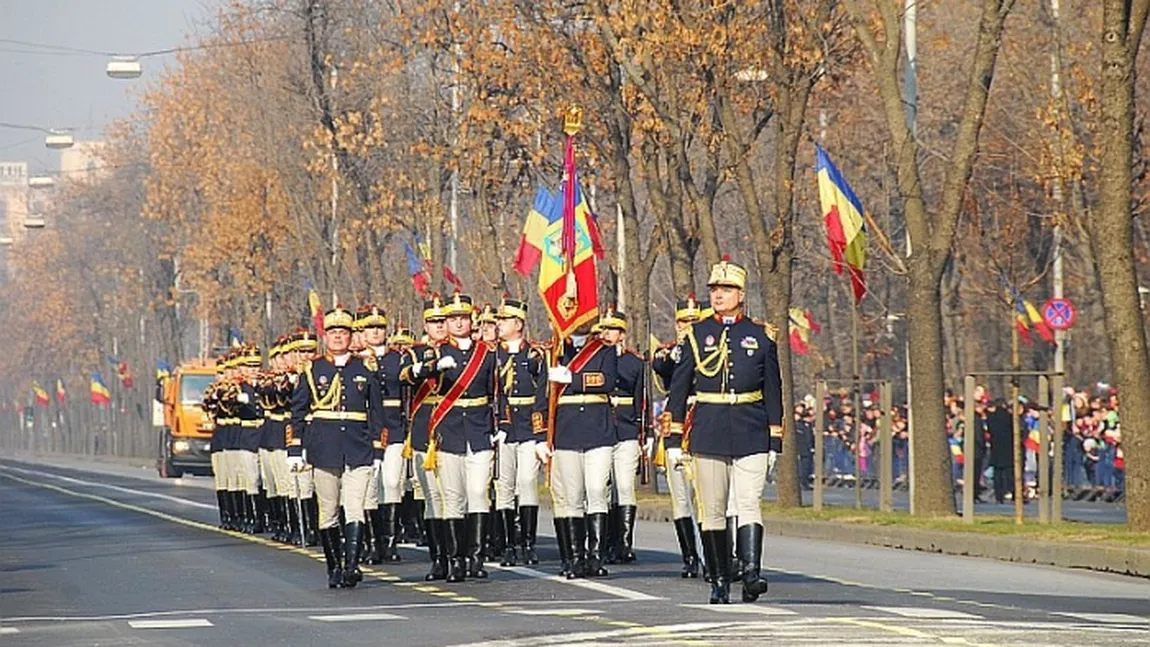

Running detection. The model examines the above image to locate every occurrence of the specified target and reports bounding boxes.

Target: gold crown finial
[563,106,583,136]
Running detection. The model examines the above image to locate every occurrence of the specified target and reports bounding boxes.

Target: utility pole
[904,0,919,515]
[1049,0,1066,376]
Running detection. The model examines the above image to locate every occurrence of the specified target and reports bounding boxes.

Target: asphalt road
[1,457,1147,646]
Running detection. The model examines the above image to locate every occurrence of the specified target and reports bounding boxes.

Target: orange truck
[155,360,217,478]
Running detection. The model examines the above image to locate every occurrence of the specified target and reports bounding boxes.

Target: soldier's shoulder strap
[361,353,378,371]
[763,321,780,343]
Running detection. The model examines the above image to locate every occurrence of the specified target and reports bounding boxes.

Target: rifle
[638,352,650,485]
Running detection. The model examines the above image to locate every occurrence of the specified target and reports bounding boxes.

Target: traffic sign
[1042,298,1077,331]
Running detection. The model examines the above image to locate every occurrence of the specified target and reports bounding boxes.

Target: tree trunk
[1092,0,1150,531]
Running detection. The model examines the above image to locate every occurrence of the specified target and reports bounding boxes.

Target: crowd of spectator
[788,383,1126,499]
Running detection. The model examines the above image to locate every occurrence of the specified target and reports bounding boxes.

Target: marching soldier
[666,256,783,605]
[233,345,267,534]
[598,306,644,564]
[537,319,617,579]
[477,303,499,343]
[355,306,384,561]
[421,292,498,582]
[204,359,231,529]
[361,305,407,564]
[400,295,452,581]
[285,330,321,546]
[288,306,385,589]
[258,339,294,542]
[218,351,245,532]
[652,295,708,578]
[388,327,425,548]
[493,296,545,567]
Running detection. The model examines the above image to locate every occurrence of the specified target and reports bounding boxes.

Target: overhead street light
[28,175,55,189]
[44,130,74,149]
[23,215,46,229]
[106,56,142,79]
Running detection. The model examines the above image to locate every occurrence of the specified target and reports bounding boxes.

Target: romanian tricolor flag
[307,288,324,339]
[55,379,66,404]
[788,308,821,356]
[816,145,867,303]
[32,382,50,407]
[404,239,430,295]
[512,186,554,276]
[526,114,604,338]
[90,373,111,406]
[1015,298,1055,346]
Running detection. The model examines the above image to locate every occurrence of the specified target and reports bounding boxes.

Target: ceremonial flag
[156,359,172,381]
[512,186,554,275]
[1024,300,1056,344]
[307,288,325,338]
[117,361,135,389]
[788,308,821,356]
[32,382,50,407]
[443,265,463,290]
[55,379,66,404]
[404,239,429,295]
[90,373,111,406]
[816,145,867,303]
[1014,300,1033,345]
[536,126,604,338]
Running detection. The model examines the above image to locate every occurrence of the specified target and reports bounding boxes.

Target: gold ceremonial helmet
[423,293,446,321]
[599,304,627,332]
[675,294,705,323]
[707,254,747,290]
[323,305,355,331]
[356,304,388,329]
[497,295,528,321]
[477,303,497,325]
[443,290,474,317]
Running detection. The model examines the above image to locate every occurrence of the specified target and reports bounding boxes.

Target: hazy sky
[0,0,223,173]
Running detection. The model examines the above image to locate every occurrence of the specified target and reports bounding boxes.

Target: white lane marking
[0,628,19,634]
[0,465,215,510]
[491,565,662,601]
[446,622,733,647]
[1052,612,1150,624]
[0,599,629,624]
[862,606,983,620]
[504,609,599,617]
[309,613,406,622]
[128,619,214,629]
[679,603,798,615]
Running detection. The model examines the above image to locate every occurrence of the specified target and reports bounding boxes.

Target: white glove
[373,458,383,469]
[665,447,683,469]
[237,392,250,404]
[412,361,424,378]
[287,455,307,471]
[437,355,458,371]
[548,366,573,384]
[535,443,553,462]
[492,430,507,446]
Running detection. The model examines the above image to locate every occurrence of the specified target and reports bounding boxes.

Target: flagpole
[1011,299,1023,525]
[851,297,862,510]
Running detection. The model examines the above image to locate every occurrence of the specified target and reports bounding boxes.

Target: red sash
[428,342,490,435]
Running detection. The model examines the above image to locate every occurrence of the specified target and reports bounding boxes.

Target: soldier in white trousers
[598,307,645,564]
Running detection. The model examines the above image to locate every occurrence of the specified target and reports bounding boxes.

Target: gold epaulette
[764,322,779,343]
[362,353,378,371]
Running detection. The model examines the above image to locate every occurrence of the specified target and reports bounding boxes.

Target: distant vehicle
[155,360,216,478]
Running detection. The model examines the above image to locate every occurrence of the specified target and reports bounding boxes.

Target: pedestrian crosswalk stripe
[862,606,983,620]
[128,619,214,629]
[1052,612,1149,624]
[680,603,797,615]
[0,628,19,635]
[309,613,406,622]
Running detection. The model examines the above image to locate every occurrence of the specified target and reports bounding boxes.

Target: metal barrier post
[1038,375,1051,524]
[814,381,826,512]
[1051,373,1064,522]
[963,374,976,524]
[880,382,893,512]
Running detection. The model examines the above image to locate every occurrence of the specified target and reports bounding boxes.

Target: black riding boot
[304,496,320,546]
[267,496,282,541]
[320,526,344,589]
[425,519,448,581]
[499,508,518,566]
[238,492,254,533]
[737,524,769,602]
[216,490,229,529]
[674,517,701,578]
[585,513,609,577]
[342,522,364,588]
[414,499,429,546]
[604,504,620,564]
[567,516,587,580]
[446,518,467,583]
[466,512,490,578]
[701,529,731,604]
[555,517,572,576]
[366,508,384,564]
[619,505,637,563]
[520,505,539,565]
[381,503,401,562]
[725,516,740,580]
[286,498,303,544]
[251,492,267,534]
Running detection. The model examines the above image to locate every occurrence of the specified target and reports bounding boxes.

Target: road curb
[622,501,1150,579]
